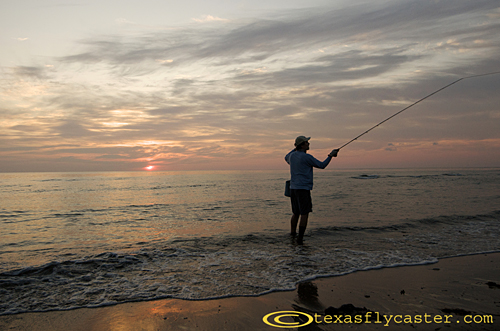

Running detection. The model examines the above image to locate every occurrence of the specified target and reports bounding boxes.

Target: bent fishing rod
[337,71,500,150]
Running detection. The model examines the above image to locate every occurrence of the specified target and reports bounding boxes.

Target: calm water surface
[1,169,499,315]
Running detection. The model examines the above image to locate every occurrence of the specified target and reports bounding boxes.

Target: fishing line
[338,71,500,150]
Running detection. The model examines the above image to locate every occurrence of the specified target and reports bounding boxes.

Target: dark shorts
[290,189,312,215]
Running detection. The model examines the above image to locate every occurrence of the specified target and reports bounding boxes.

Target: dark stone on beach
[486,281,500,289]
[297,282,322,309]
[325,304,376,320]
[441,308,473,316]
[400,290,405,295]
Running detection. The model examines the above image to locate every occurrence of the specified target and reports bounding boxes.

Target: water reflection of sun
[145,166,154,171]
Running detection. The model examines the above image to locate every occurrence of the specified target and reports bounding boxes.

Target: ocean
[1,169,499,315]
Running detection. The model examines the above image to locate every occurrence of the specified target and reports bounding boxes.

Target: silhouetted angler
[285,136,339,244]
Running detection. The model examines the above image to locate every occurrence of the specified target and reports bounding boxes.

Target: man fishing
[285,136,339,244]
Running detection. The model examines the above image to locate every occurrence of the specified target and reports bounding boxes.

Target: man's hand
[329,149,339,157]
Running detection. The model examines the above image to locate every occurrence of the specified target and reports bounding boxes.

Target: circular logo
[262,311,314,328]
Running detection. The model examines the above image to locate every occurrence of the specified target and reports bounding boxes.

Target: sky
[1,0,499,172]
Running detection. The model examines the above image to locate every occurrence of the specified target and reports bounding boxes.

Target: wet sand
[1,253,499,330]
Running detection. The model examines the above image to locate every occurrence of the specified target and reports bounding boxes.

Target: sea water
[1,169,499,315]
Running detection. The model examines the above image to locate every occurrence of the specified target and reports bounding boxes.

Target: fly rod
[338,71,500,150]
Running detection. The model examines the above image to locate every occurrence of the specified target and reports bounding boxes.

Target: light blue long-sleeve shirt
[285,150,332,190]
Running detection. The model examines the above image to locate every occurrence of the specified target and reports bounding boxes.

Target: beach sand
[1,253,499,330]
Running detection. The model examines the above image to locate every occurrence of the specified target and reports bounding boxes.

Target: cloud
[386,143,397,151]
[54,120,95,138]
[115,18,137,25]
[11,66,50,79]
[72,1,498,64]
[233,49,424,87]
[1,0,500,171]
[192,15,229,23]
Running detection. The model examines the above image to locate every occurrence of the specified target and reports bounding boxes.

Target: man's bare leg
[290,214,299,236]
[297,213,309,244]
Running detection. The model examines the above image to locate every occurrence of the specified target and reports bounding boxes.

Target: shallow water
[1,169,499,315]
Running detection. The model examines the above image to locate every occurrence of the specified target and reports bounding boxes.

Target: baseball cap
[294,136,311,146]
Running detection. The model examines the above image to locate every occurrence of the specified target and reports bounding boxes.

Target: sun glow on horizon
[145,165,155,171]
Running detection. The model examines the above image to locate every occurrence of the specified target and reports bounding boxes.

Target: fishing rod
[338,71,500,150]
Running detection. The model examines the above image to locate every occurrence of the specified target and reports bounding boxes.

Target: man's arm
[307,149,339,169]
[307,154,331,169]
